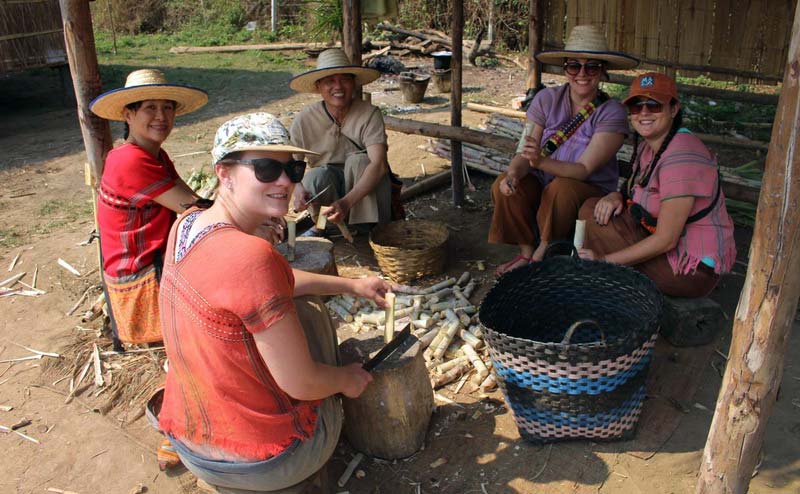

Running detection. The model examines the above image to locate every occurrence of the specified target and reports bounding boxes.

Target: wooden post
[696,4,800,494]
[341,0,362,99]
[525,0,543,91]
[342,0,361,66]
[450,0,464,206]
[59,0,113,183]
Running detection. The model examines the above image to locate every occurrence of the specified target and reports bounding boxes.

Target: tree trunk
[340,331,433,460]
[59,0,112,182]
[450,0,464,207]
[696,4,800,493]
[525,0,543,90]
[341,0,361,66]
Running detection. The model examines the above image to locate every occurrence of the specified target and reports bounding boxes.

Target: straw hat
[90,69,208,121]
[290,48,380,93]
[211,112,318,164]
[535,25,639,70]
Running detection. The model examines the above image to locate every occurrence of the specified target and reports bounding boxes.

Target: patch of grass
[33,199,94,237]
[0,228,25,249]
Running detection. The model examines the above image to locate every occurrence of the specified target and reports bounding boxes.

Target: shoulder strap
[539,92,608,158]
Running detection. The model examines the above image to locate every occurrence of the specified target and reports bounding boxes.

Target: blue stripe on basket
[506,386,646,429]
[494,356,651,395]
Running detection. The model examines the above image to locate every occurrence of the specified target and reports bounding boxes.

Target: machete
[362,324,411,372]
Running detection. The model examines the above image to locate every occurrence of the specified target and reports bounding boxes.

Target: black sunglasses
[225,158,307,183]
[563,61,604,77]
[626,98,665,115]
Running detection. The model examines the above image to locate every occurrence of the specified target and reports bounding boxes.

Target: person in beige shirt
[289,49,392,234]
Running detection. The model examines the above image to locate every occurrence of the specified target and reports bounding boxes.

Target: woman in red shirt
[90,69,208,344]
[158,113,390,491]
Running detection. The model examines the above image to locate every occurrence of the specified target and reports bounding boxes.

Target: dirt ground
[0,59,798,494]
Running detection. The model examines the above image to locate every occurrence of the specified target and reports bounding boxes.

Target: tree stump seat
[659,295,726,347]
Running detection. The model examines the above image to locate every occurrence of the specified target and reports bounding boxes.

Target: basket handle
[560,319,606,345]
[543,240,579,260]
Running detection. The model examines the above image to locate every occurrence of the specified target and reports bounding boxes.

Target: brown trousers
[578,197,718,297]
[489,174,605,246]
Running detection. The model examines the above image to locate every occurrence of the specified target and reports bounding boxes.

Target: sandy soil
[0,60,797,494]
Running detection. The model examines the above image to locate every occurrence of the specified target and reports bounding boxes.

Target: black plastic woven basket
[479,251,663,443]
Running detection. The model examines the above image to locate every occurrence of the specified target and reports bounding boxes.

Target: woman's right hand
[339,363,373,398]
[593,192,624,226]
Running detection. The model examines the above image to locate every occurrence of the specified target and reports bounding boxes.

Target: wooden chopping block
[339,329,433,460]
[275,237,337,275]
[659,296,726,347]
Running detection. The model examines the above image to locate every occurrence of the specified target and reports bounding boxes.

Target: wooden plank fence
[541,0,796,82]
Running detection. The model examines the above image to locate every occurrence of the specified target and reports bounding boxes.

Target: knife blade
[362,324,411,372]
[304,184,332,205]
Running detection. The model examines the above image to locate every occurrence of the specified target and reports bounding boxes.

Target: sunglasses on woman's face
[563,61,604,77]
[228,158,307,183]
[627,98,665,115]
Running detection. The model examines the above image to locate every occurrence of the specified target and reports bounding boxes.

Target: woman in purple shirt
[490,25,638,275]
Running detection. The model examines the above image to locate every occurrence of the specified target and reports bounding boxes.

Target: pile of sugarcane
[325,272,497,394]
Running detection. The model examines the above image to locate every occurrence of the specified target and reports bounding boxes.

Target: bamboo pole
[450,0,465,206]
[59,0,113,182]
[696,5,800,493]
[525,0,543,91]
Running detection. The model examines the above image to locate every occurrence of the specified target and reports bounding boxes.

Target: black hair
[626,100,684,195]
[122,101,143,140]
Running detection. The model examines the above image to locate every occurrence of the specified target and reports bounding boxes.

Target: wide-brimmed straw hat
[290,48,380,93]
[211,112,318,164]
[90,69,208,121]
[535,25,639,70]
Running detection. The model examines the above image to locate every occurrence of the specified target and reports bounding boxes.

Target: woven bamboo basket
[369,220,449,283]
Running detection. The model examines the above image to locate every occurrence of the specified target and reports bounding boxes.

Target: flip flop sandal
[495,254,531,277]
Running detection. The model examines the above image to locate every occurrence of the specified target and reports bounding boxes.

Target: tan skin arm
[499,122,624,194]
[292,269,391,307]
[579,196,695,265]
[152,178,200,213]
[324,143,387,223]
[254,313,372,400]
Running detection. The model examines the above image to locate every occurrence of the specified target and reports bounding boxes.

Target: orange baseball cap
[623,72,679,105]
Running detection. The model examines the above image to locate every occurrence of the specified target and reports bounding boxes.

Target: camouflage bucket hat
[211,112,318,164]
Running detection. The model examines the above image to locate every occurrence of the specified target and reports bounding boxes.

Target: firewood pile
[419,113,517,176]
[325,271,497,394]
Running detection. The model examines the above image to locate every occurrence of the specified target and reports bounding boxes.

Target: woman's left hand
[351,277,393,307]
[578,248,601,261]
[255,217,286,245]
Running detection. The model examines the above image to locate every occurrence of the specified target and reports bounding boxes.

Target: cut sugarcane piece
[467,325,484,339]
[462,281,476,299]
[433,355,469,374]
[462,344,489,383]
[574,219,586,249]
[336,222,354,243]
[431,361,469,388]
[456,271,471,286]
[459,329,483,349]
[454,308,471,326]
[422,277,457,294]
[384,292,396,343]
[432,320,461,360]
[316,211,328,230]
[479,373,497,392]
[418,327,439,349]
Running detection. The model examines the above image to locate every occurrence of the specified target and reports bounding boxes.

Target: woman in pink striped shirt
[578,72,736,297]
